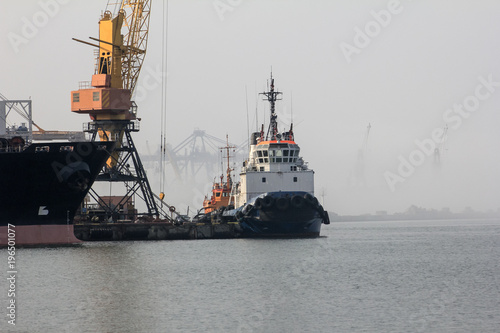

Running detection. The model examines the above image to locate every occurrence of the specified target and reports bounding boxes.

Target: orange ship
[202,136,235,214]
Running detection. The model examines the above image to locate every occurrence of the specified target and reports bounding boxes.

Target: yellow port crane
[71,0,159,219]
[71,0,151,168]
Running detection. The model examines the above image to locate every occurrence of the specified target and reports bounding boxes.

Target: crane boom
[117,0,151,95]
[103,1,151,94]
[71,0,151,168]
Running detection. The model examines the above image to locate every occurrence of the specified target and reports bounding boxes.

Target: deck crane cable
[245,85,250,152]
[159,0,164,199]
[160,0,169,201]
[255,81,258,132]
[105,1,119,17]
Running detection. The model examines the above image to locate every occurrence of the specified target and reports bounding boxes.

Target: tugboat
[195,136,236,223]
[202,73,329,237]
[229,74,329,237]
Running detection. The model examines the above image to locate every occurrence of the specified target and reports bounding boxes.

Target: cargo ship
[0,136,114,246]
[200,74,329,236]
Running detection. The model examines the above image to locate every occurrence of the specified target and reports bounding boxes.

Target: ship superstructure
[235,124,314,208]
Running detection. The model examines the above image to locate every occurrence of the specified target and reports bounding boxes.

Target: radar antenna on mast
[260,72,283,141]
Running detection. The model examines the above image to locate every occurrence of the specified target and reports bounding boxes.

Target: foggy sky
[1,0,499,215]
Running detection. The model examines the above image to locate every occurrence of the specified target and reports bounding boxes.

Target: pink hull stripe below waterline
[0,225,82,247]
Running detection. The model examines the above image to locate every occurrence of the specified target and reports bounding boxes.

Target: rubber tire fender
[275,197,290,211]
[304,193,319,207]
[262,195,275,209]
[291,195,305,209]
[254,198,264,210]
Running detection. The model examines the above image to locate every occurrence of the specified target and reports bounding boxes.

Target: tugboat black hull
[233,191,329,237]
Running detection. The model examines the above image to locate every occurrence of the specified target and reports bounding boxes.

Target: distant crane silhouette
[434,124,448,166]
[142,129,245,182]
[352,123,371,187]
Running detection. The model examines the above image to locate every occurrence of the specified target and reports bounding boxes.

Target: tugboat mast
[221,134,235,189]
[260,72,282,141]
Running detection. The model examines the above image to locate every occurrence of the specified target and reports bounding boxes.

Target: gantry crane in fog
[166,129,238,180]
[141,129,245,183]
[71,1,163,220]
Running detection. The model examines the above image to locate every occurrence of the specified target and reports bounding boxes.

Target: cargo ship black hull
[0,141,114,246]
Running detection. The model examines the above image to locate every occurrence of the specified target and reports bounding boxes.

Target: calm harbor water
[1,219,499,332]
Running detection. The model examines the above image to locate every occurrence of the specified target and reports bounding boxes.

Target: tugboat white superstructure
[229,74,329,237]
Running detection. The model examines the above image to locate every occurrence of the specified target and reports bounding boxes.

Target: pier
[74,222,243,241]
